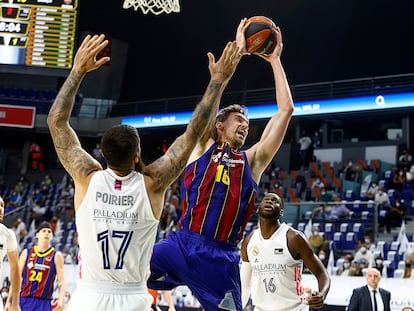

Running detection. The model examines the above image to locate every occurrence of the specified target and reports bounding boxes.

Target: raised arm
[190,18,250,161]
[143,41,242,217]
[245,27,294,183]
[47,34,110,184]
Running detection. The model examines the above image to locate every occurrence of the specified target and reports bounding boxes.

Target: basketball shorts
[148,229,242,311]
[20,296,52,311]
[67,280,152,311]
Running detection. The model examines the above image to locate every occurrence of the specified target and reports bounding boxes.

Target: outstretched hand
[235,18,251,55]
[72,34,110,73]
[207,41,242,85]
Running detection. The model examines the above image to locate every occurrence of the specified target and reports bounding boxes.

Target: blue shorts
[20,296,52,311]
[148,230,242,311]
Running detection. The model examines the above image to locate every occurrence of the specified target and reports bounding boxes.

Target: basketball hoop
[123,0,180,15]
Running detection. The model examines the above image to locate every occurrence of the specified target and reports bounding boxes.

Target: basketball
[245,16,277,55]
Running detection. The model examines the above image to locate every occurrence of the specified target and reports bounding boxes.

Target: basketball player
[148,19,294,311]
[19,221,66,311]
[0,195,21,311]
[47,33,242,311]
[240,193,330,310]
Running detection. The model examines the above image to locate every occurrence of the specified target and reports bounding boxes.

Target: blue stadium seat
[297,222,306,232]
[324,223,334,240]
[376,241,389,257]
[366,200,374,213]
[339,223,350,233]
[361,211,371,225]
[343,232,357,251]
[386,250,398,269]
[345,190,354,201]
[333,232,343,250]
[351,200,362,214]
[352,223,364,240]
[389,241,400,252]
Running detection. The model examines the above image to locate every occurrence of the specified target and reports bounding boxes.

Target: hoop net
[123,0,180,15]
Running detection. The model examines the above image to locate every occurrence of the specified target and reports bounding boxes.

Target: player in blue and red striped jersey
[148,18,294,311]
[19,222,66,311]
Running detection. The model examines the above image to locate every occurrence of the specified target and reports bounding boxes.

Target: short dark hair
[36,221,52,233]
[212,104,247,141]
[101,125,140,170]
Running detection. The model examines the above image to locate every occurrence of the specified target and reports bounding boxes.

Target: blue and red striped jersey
[179,142,258,244]
[21,246,57,300]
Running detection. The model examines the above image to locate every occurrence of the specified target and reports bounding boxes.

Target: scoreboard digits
[0,0,78,70]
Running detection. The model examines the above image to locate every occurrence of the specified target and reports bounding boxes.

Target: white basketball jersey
[76,168,159,284]
[0,223,17,270]
[247,223,308,311]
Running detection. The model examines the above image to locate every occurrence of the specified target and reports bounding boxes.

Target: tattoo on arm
[147,81,223,192]
[48,71,99,178]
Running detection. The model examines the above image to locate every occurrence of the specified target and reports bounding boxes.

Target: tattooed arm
[47,35,110,206]
[143,41,242,219]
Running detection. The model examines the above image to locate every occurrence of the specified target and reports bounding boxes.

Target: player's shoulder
[241,230,256,247]
[286,225,306,240]
[0,223,13,235]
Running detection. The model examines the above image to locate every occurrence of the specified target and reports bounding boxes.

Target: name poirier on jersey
[93,191,139,225]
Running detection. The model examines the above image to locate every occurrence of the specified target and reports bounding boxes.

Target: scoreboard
[0,0,78,71]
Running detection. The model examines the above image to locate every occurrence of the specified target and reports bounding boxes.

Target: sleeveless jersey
[21,246,57,299]
[0,224,17,270]
[179,142,258,244]
[76,168,159,283]
[247,223,308,311]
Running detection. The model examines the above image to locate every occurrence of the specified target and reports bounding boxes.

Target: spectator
[364,181,379,200]
[312,176,325,189]
[348,260,363,277]
[317,249,329,267]
[373,254,387,276]
[312,128,322,149]
[319,187,334,203]
[14,181,25,195]
[1,286,9,307]
[13,217,27,244]
[390,167,406,192]
[43,174,52,186]
[341,159,361,182]
[354,246,374,268]
[388,198,405,228]
[398,148,412,171]
[357,234,373,251]
[298,131,312,170]
[374,187,391,209]
[92,142,105,167]
[5,191,22,213]
[308,226,324,253]
[327,196,350,222]
[338,256,353,277]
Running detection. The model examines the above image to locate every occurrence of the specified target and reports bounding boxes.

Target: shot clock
[0,0,78,71]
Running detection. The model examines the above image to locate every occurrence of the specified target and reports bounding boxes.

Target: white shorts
[67,280,152,311]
